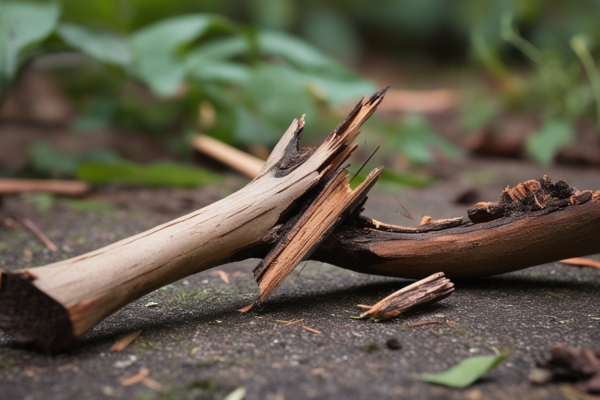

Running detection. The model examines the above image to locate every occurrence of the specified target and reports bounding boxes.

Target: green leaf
[380,169,435,188]
[29,143,122,177]
[390,115,463,165]
[77,161,221,188]
[185,37,249,66]
[71,97,115,132]
[129,14,236,97]
[185,37,251,85]
[257,30,335,71]
[299,72,376,106]
[190,62,250,85]
[234,106,280,146]
[28,142,80,176]
[525,117,575,164]
[57,23,131,66]
[257,30,357,79]
[244,64,317,140]
[0,1,60,90]
[461,98,497,133]
[421,354,508,388]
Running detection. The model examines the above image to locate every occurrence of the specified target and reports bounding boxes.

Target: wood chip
[406,321,444,328]
[110,330,142,351]
[357,272,454,321]
[120,368,150,386]
[142,377,163,391]
[302,326,321,334]
[214,270,230,284]
[58,363,73,372]
[559,257,600,269]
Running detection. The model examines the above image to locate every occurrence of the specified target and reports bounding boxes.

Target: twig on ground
[406,321,444,328]
[20,217,57,252]
[559,258,600,270]
[120,368,150,386]
[376,89,459,114]
[213,270,230,284]
[0,179,90,196]
[110,330,142,351]
[302,326,321,334]
[192,134,265,179]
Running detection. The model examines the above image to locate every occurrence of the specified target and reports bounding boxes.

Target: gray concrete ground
[0,159,599,400]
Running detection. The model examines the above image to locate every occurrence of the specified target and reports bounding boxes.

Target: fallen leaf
[560,258,600,270]
[224,387,246,400]
[145,301,159,307]
[302,326,321,334]
[421,354,508,388]
[120,368,150,386]
[110,330,142,351]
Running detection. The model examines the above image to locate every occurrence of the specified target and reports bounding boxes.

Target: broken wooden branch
[354,272,453,321]
[0,178,90,196]
[309,178,600,279]
[1,87,600,353]
[0,88,388,352]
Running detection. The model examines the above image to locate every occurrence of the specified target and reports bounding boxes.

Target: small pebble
[386,338,402,350]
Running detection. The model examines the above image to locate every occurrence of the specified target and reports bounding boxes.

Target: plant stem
[571,36,600,130]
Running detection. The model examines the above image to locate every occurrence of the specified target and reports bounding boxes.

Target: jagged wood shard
[0,87,599,353]
[356,272,454,321]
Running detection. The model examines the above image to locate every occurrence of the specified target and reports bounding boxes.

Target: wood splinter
[354,272,454,321]
[1,87,600,353]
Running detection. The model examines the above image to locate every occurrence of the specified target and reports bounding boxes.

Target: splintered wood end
[468,176,596,224]
[247,167,383,309]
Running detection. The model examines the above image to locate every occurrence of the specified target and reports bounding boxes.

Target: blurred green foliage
[77,161,221,187]
[1,0,599,187]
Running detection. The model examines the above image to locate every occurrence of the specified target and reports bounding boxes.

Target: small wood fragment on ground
[356,272,454,321]
[213,270,230,284]
[120,368,150,386]
[110,330,142,351]
[559,258,600,270]
[532,344,600,393]
[302,326,321,334]
[406,321,444,328]
[20,217,57,252]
